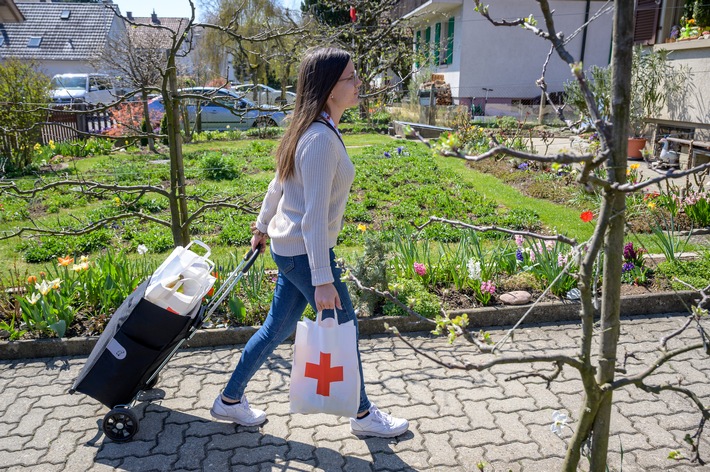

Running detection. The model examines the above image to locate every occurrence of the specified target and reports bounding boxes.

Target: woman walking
[211,47,409,438]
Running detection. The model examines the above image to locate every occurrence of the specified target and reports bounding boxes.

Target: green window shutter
[434,22,441,65]
[425,26,431,62]
[447,17,454,65]
[415,30,421,68]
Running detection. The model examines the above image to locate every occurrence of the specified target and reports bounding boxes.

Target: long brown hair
[275,47,350,181]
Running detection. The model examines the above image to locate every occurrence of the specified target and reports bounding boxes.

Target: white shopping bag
[144,241,216,316]
[289,311,360,417]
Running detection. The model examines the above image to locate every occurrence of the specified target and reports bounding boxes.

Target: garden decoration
[365,2,710,471]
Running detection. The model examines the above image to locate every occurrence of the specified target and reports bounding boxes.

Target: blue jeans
[222,248,371,415]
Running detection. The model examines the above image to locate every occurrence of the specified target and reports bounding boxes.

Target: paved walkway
[1,313,709,472]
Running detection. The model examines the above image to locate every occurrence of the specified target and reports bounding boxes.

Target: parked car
[50,73,117,105]
[232,83,296,106]
[148,87,288,131]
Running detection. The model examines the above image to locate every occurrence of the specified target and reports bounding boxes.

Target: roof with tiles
[0,2,121,61]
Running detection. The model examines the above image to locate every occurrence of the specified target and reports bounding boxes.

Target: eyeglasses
[338,71,359,83]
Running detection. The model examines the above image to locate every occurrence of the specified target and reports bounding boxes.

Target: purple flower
[383,151,391,158]
[516,248,524,262]
[396,146,403,154]
[623,242,637,261]
[622,262,635,273]
[518,162,529,170]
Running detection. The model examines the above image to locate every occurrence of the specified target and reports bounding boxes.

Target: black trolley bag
[69,248,260,442]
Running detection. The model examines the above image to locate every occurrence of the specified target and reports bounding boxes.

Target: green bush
[245,126,283,139]
[200,152,240,180]
[0,59,51,174]
[160,114,169,145]
[382,278,440,318]
[20,229,113,263]
[656,249,710,291]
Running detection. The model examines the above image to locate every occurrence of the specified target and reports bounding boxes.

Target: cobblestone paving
[1,313,709,471]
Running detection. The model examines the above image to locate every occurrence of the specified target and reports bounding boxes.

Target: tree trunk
[589,2,634,470]
[141,90,156,152]
[164,56,190,247]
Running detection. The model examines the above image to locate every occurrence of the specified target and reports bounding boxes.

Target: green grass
[2,133,698,276]
[435,156,595,243]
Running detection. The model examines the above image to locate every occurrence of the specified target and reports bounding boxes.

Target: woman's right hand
[251,232,268,254]
[315,283,342,313]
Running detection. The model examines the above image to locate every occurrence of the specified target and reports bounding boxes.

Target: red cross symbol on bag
[304,352,344,396]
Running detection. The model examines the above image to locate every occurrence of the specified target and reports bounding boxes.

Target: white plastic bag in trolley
[144,241,216,316]
[289,311,360,417]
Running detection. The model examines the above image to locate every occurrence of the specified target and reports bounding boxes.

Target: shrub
[0,59,51,174]
[348,233,390,316]
[20,229,113,262]
[200,152,240,180]
[382,278,440,318]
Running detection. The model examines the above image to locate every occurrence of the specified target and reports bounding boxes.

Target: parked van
[50,73,116,105]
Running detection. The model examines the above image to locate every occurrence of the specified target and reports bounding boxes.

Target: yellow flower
[630,163,640,170]
[357,224,367,232]
[49,140,56,150]
[34,143,42,151]
[648,201,656,210]
[27,292,41,305]
[114,197,121,206]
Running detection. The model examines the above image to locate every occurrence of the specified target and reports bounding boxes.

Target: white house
[0,1,127,77]
[397,0,614,116]
[635,0,710,144]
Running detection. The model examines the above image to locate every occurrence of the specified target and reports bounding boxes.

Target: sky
[113,0,301,19]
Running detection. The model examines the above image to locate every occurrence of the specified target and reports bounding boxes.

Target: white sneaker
[350,404,409,438]
[210,394,266,426]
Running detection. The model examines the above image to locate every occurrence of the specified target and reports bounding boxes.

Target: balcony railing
[392,0,429,18]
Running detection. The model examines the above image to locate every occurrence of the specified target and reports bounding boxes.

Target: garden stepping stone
[499,291,532,305]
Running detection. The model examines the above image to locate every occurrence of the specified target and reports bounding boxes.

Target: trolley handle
[241,246,261,274]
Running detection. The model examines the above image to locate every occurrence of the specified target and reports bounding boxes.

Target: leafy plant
[200,151,240,180]
[565,48,688,137]
[0,315,27,341]
[681,191,710,228]
[0,59,50,174]
[20,276,75,337]
[348,232,390,315]
[650,209,692,263]
[520,237,578,297]
[383,278,440,319]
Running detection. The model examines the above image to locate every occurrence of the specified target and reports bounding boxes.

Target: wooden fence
[41,104,115,144]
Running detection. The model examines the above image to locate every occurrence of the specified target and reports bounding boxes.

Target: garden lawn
[1,133,648,276]
[435,156,595,243]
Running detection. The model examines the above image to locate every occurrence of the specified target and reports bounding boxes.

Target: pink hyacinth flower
[515,234,524,247]
[413,262,427,276]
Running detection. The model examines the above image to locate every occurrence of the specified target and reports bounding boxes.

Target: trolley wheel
[102,407,139,442]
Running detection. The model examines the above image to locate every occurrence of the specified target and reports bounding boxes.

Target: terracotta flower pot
[627,137,647,160]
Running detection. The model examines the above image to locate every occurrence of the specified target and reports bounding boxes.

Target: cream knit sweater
[255,121,355,286]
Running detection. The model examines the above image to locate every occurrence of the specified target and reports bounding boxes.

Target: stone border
[0,291,699,361]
